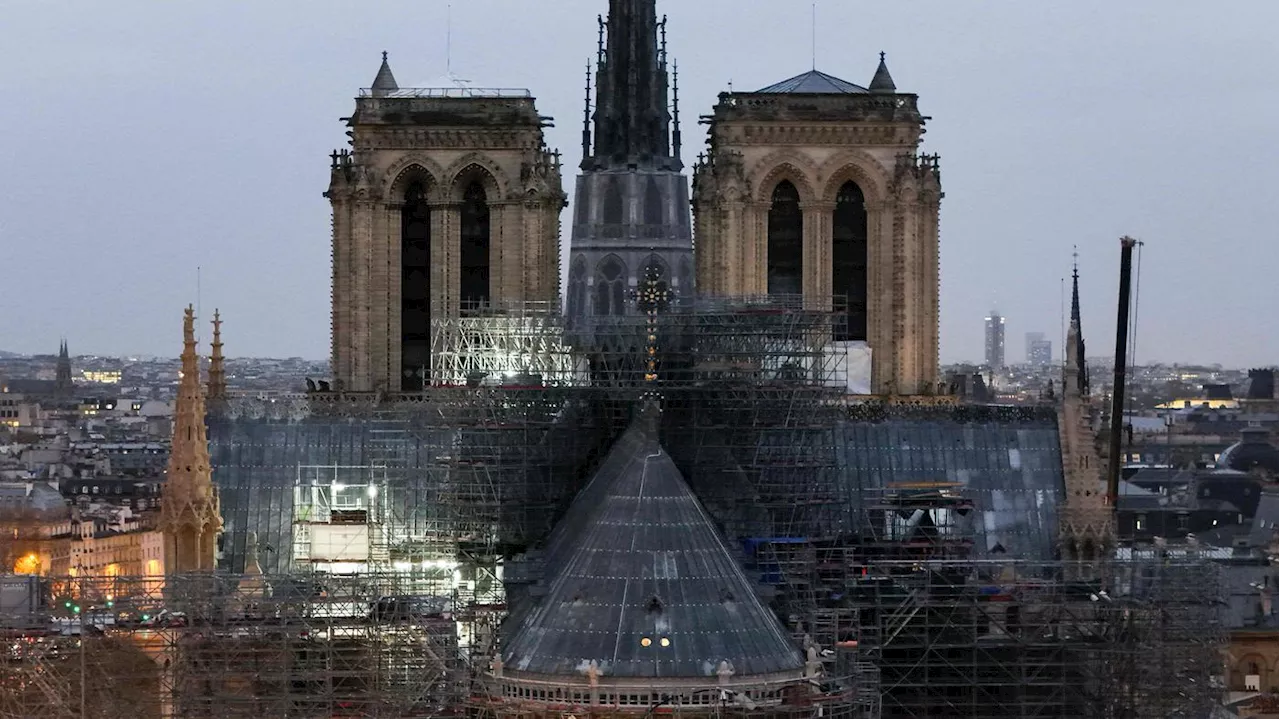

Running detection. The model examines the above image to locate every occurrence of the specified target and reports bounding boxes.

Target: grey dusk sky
[0,1,1276,366]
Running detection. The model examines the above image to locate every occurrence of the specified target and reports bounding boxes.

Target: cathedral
[328,0,940,395]
[195,1,1159,715]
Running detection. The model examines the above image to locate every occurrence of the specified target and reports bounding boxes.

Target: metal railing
[359,87,532,99]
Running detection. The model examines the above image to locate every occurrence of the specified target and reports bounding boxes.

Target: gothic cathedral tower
[160,306,222,573]
[692,57,941,395]
[565,0,693,338]
[328,54,566,392]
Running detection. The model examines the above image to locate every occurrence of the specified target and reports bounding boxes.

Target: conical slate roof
[502,405,804,678]
[370,51,399,96]
[868,52,896,92]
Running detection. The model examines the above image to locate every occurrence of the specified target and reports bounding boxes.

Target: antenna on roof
[446,2,453,76]
[811,2,817,71]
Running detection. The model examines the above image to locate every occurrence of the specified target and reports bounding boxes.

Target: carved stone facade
[691,62,940,395]
[328,55,566,392]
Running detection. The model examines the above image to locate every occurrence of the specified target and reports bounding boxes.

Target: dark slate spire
[370,51,399,97]
[868,51,896,92]
[501,402,804,678]
[586,0,678,170]
[1070,251,1090,395]
[55,339,72,397]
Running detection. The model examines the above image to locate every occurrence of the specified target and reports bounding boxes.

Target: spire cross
[633,263,673,385]
[381,50,388,62]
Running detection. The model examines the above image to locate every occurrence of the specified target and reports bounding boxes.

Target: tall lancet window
[767,180,803,296]
[603,176,624,225]
[401,181,431,391]
[832,181,868,341]
[594,256,628,316]
[643,176,664,227]
[567,257,587,321]
[460,181,491,311]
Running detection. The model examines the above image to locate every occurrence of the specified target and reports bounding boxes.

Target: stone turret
[160,306,222,573]
[206,309,226,409]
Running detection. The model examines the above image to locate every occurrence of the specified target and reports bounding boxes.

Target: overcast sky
[1,1,1276,366]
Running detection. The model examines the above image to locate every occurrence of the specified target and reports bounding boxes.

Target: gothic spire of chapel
[160,305,222,573]
[586,0,678,170]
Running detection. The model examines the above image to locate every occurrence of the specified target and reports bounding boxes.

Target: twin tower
[328,0,940,395]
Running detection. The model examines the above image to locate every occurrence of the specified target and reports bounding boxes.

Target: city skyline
[0,1,1276,366]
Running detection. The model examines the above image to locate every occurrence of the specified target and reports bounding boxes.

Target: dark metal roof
[756,69,868,94]
[502,405,804,678]
[835,416,1065,560]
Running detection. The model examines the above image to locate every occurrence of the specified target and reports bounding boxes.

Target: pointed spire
[581,61,593,160]
[55,338,72,397]
[370,50,399,97]
[671,58,682,162]
[207,309,226,405]
[1068,249,1089,396]
[586,0,678,170]
[869,51,897,92]
[161,305,222,573]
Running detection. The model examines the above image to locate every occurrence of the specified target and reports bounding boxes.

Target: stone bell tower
[692,54,941,395]
[327,53,566,393]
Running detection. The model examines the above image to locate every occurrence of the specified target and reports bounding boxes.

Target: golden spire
[208,309,226,404]
[160,305,222,573]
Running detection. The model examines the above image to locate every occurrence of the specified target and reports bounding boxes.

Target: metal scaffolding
[3,298,1227,718]
[1,573,479,719]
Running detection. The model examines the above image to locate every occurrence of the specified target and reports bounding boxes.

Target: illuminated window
[640,637,652,647]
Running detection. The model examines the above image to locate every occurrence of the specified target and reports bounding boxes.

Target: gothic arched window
[833,180,868,341]
[401,180,431,391]
[460,181,491,311]
[603,176,624,225]
[567,256,587,321]
[643,176,664,226]
[767,180,803,296]
[594,256,627,316]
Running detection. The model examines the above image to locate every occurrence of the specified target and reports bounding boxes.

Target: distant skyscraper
[984,310,1006,369]
[1026,332,1052,367]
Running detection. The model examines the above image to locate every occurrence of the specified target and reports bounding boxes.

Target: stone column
[329,193,352,389]
[369,203,391,392]
[864,199,890,393]
[431,201,461,318]
[382,202,403,394]
[800,201,835,310]
[351,196,376,391]
[922,193,941,392]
